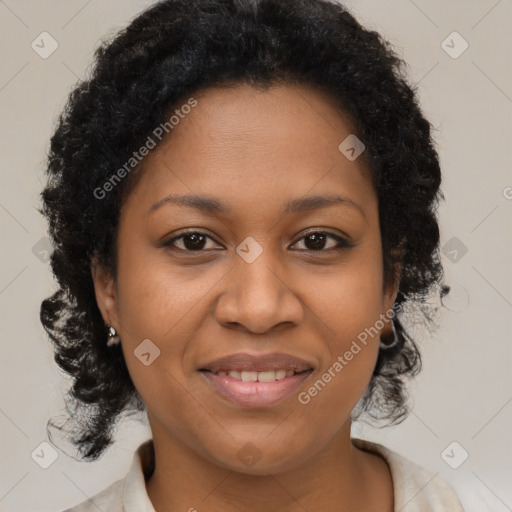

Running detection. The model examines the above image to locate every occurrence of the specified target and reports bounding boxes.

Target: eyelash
[162,229,354,254]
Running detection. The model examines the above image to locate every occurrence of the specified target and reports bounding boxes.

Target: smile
[200,368,313,408]
[212,369,296,382]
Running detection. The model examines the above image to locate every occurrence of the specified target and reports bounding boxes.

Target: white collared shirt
[63,438,465,511]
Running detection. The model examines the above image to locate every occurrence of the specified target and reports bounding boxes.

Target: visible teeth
[257,371,276,383]
[216,369,298,382]
[275,369,287,380]
[241,371,258,382]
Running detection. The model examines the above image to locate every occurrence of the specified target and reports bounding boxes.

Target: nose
[214,250,304,334]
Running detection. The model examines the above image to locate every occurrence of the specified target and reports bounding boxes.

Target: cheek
[114,238,226,340]
[297,241,385,405]
[112,242,215,397]
[299,240,385,342]
[295,265,385,439]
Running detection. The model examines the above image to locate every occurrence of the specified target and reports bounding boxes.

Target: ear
[91,255,119,330]
[381,259,402,335]
[383,241,405,307]
[383,278,399,314]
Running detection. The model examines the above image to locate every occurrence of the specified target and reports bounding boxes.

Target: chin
[202,436,319,476]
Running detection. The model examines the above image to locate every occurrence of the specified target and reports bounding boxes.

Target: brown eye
[179,233,207,250]
[163,232,220,251]
[292,231,353,252]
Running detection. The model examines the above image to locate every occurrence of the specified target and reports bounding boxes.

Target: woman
[39,0,465,510]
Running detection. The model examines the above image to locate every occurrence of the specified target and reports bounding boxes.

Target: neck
[144,422,393,512]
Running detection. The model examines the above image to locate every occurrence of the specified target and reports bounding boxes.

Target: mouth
[198,352,315,408]
[203,369,303,382]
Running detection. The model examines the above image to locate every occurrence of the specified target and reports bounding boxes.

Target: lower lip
[200,370,312,408]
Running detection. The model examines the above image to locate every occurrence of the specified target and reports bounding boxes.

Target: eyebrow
[147,193,365,218]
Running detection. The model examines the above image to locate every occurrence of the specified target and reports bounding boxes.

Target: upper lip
[200,352,315,373]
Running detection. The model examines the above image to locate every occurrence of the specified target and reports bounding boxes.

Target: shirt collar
[123,439,156,512]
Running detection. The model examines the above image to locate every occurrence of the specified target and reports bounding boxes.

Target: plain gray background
[0,1,511,511]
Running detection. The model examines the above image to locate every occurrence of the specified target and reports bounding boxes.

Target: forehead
[122,82,375,218]
[171,82,361,157]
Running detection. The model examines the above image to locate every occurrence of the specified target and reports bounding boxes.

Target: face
[92,82,398,475]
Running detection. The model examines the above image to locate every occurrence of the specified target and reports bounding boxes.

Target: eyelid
[162,228,223,249]
[163,227,354,252]
[290,227,354,248]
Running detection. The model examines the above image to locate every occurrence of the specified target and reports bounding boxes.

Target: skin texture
[92,83,396,511]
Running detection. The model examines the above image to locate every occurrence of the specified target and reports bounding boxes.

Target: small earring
[379,322,399,350]
[106,324,121,346]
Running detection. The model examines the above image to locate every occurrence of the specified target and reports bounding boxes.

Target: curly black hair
[39,0,445,461]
